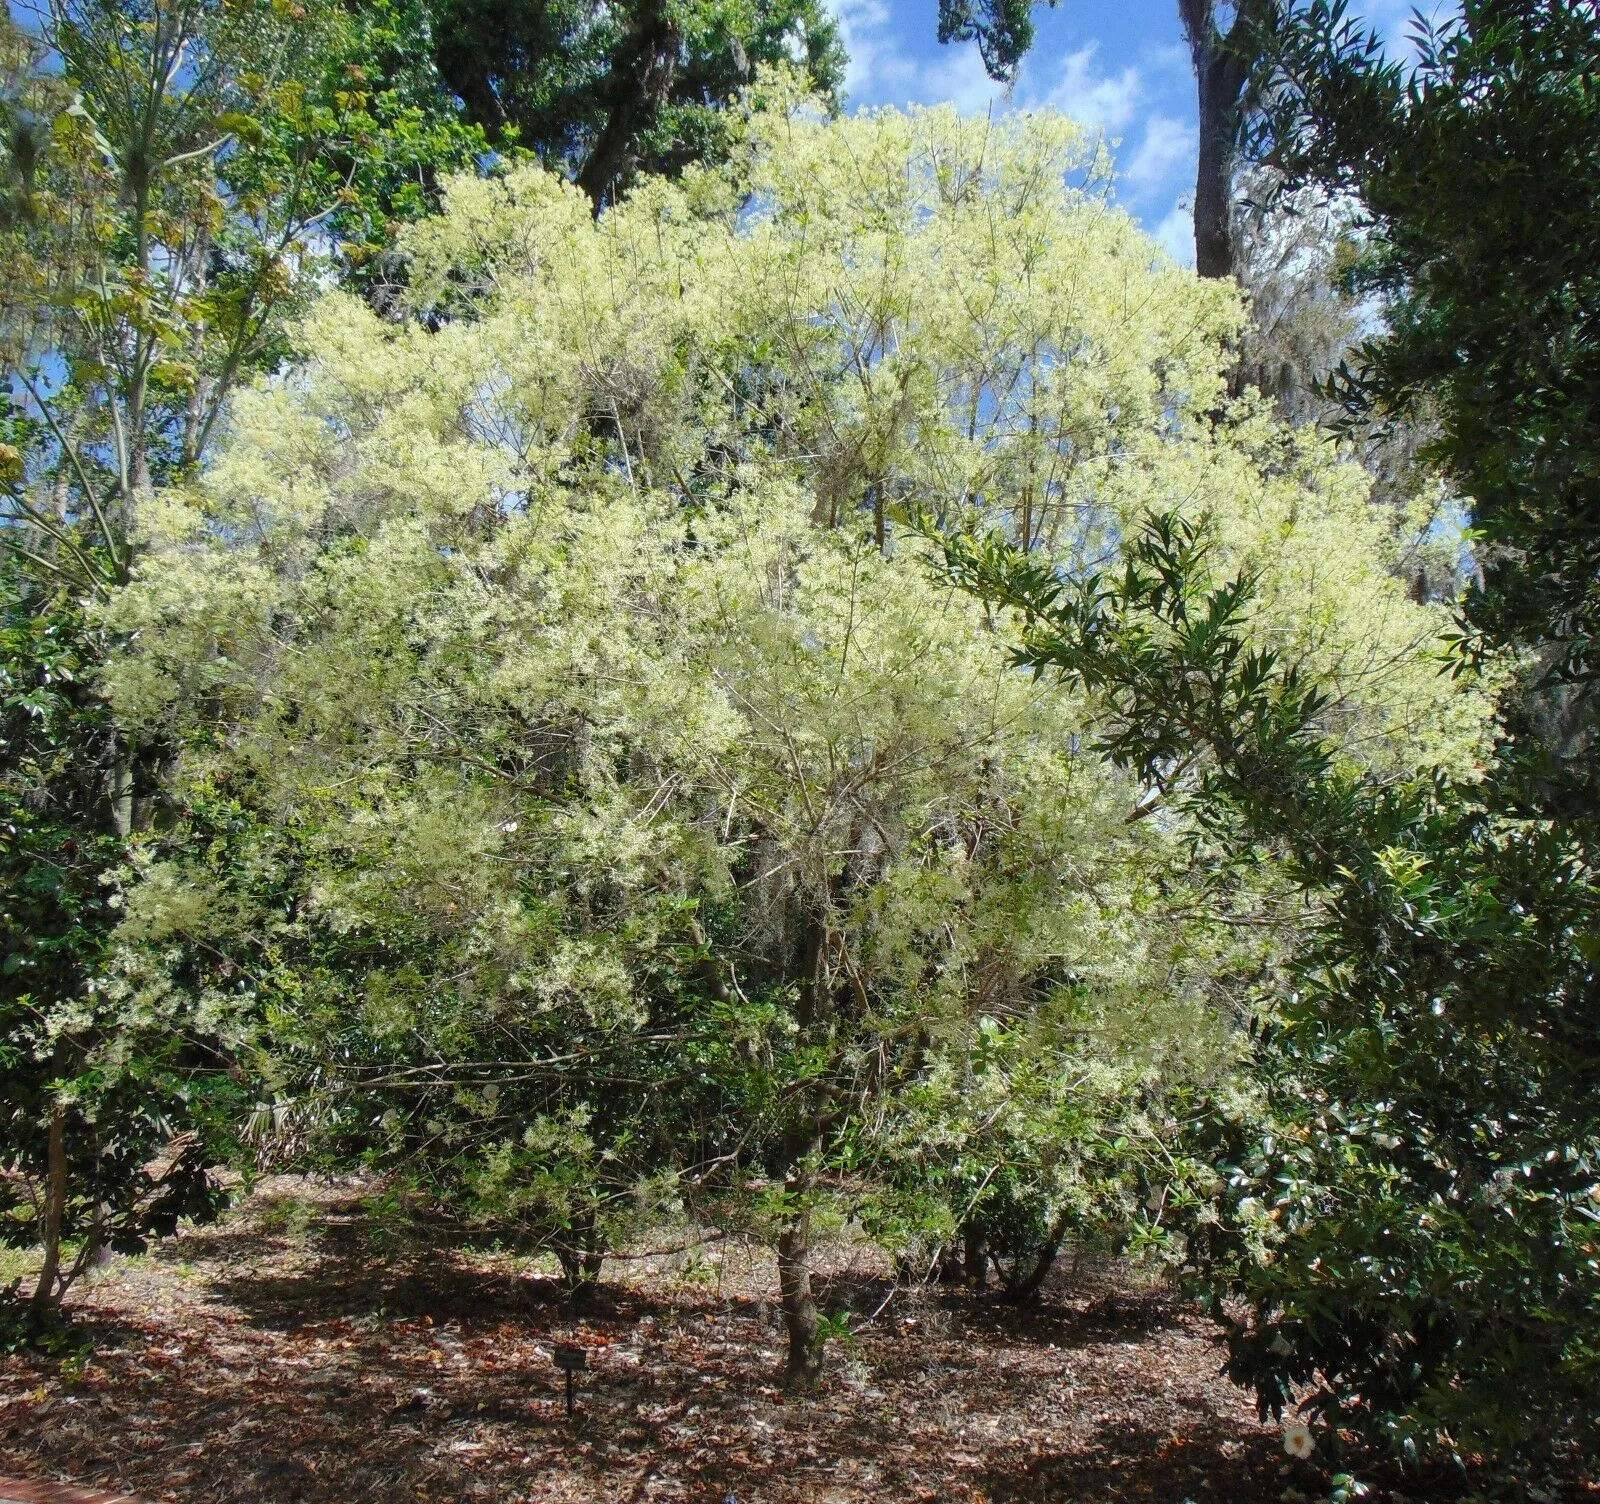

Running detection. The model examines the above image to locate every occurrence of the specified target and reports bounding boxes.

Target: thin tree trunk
[1001,1214,1069,1304]
[557,1209,605,1298]
[30,1100,68,1314]
[777,1197,823,1386]
[776,901,833,1387]
[777,1083,827,1383]
[127,173,154,505]
[109,748,134,838]
[182,277,211,470]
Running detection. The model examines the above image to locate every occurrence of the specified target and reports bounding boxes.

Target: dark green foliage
[0,558,119,1020]
[428,0,845,205]
[142,777,739,1285]
[941,514,1600,1463]
[0,1278,86,1355]
[0,0,492,1325]
[218,0,489,287]
[935,0,1051,81]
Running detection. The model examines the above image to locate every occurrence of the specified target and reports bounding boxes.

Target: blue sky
[828,0,1440,264]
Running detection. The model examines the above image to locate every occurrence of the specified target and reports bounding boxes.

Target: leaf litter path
[0,1179,1442,1503]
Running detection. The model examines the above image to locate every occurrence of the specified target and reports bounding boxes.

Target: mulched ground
[0,1478,141,1503]
[0,1180,1589,1503]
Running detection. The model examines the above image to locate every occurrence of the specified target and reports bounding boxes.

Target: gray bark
[777,1200,823,1386]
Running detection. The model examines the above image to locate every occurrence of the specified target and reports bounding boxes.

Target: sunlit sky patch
[829,0,1456,265]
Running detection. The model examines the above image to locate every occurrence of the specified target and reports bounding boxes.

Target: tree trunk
[575,0,680,210]
[775,900,834,1387]
[1179,0,1255,281]
[1000,1216,1069,1304]
[431,20,509,144]
[109,747,134,838]
[1192,40,1250,279]
[1000,1241,1063,1303]
[556,1210,605,1299]
[30,1100,68,1314]
[777,1078,827,1387]
[777,1203,823,1387]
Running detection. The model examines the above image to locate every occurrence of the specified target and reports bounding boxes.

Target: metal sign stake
[553,1343,587,1417]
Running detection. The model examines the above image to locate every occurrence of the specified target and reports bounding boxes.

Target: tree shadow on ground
[816,1258,1193,1344]
[174,1186,630,1328]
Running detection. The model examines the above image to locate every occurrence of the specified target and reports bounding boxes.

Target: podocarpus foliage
[108,99,1485,1381]
[946,513,1599,1465]
[0,549,237,1338]
[1253,0,1600,703]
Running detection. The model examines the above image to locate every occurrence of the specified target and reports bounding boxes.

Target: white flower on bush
[1237,1196,1264,1220]
[1282,1421,1315,1459]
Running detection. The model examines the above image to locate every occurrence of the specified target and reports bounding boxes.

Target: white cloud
[830,0,1011,114]
[1048,44,1141,132]
[1150,200,1195,265]
[915,45,1013,115]
[1140,41,1194,87]
[1352,0,1457,59]
[817,0,1209,230]
[832,0,916,102]
[1123,113,1195,192]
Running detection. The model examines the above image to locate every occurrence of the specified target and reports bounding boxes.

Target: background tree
[1178,0,1271,278]
[427,0,845,207]
[1229,169,1461,602]
[1229,167,1360,421]
[1253,0,1600,752]
[0,0,482,1329]
[944,506,1599,1468]
[0,553,239,1330]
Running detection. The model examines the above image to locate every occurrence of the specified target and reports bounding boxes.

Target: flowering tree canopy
[106,98,1483,1381]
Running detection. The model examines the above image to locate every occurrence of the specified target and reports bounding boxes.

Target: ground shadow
[3,1187,1556,1503]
